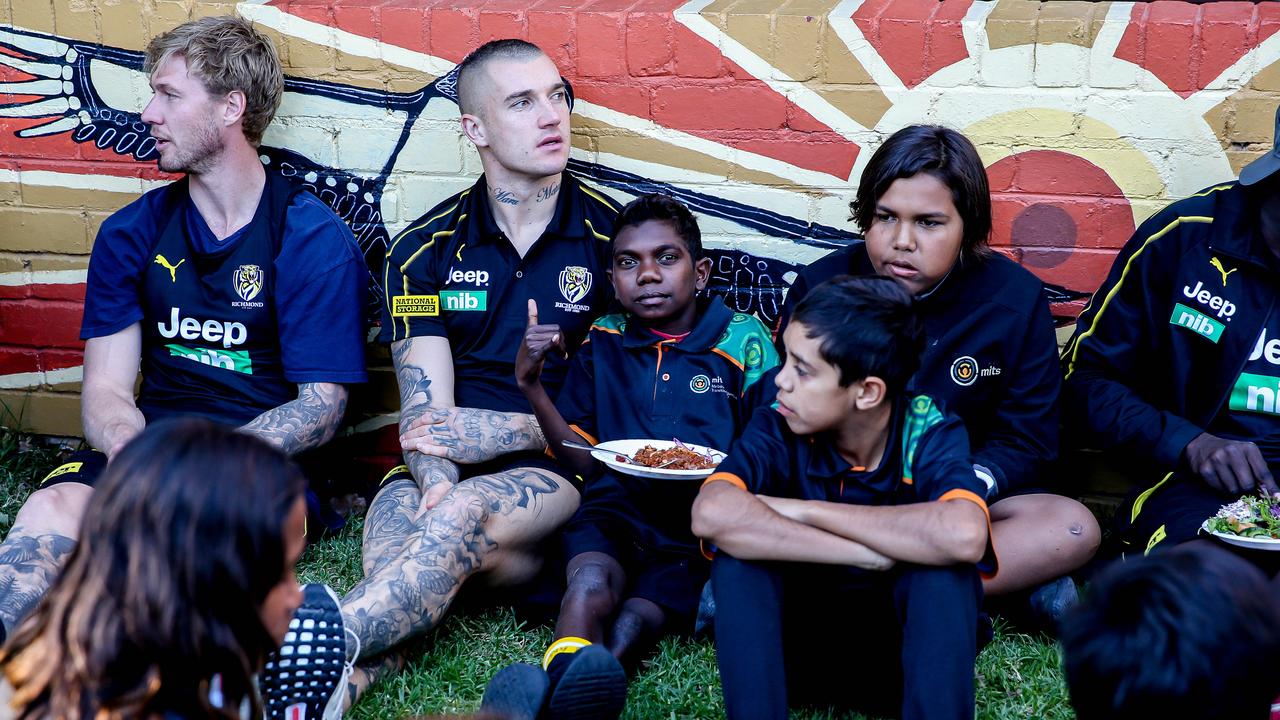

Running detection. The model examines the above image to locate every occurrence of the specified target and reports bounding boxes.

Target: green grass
[3,432,1073,719]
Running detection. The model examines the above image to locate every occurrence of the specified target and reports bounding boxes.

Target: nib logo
[1169,303,1224,344]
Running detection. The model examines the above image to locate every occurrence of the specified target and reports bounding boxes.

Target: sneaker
[260,584,358,720]
[547,645,627,720]
[692,580,715,640]
[481,663,550,720]
[1027,576,1079,631]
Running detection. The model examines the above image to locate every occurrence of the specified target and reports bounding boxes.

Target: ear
[221,89,246,129]
[460,112,488,148]
[692,256,713,292]
[853,376,888,411]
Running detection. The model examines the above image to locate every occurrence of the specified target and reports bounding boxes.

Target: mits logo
[950,356,1000,386]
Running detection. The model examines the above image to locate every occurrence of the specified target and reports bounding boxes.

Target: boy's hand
[756,494,810,524]
[516,299,567,390]
[1184,432,1279,495]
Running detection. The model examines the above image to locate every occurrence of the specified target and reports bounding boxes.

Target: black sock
[546,651,575,689]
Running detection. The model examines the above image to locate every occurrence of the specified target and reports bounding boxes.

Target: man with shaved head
[260,39,621,718]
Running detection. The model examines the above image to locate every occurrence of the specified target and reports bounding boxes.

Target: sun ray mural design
[3,0,1279,433]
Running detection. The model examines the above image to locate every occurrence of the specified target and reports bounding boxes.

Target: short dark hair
[1061,544,1280,720]
[789,275,924,393]
[613,193,703,260]
[850,125,992,260]
[456,39,546,116]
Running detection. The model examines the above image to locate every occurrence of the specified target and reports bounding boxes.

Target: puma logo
[455,243,465,263]
[1210,256,1237,286]
[154,254,185,282]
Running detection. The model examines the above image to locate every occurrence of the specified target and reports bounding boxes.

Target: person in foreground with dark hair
[0,418,312,719]
[775,124,1098,628]
[479,194,778,719]
[1060,543,1280,719]
[692,276,996,720]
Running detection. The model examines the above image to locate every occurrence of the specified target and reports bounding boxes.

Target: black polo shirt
[556,298,780,552]
[380,172,620,412]
[706,396,997,576]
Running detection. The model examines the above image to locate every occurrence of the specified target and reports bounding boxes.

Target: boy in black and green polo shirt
[483,194,779,719]
[692,276,996,720]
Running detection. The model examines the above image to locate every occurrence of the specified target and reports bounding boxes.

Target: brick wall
[2,0,1278,437]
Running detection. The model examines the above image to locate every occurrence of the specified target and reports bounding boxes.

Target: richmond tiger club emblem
[556,266,593,313]
[232,264,265,308]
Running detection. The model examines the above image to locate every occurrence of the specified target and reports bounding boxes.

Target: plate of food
[1201,494,1280,550]
[588,439,726,480]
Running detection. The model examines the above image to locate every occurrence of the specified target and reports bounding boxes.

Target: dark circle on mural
[1011,203,1077,269]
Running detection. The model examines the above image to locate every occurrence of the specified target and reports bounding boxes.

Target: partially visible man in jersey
[257,39,620,718]
[0,15,368,646]
[1061,107,1280,564]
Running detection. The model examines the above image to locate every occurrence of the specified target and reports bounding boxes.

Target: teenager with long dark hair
[774,125,1101,624]
[0,418,309,719]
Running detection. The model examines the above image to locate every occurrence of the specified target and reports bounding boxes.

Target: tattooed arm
[399,407,546,464]
[81,324,146,459]
[240,382,348,456]
[391,337,462,495]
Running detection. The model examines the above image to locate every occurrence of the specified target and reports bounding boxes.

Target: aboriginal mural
[2,0,1279,435]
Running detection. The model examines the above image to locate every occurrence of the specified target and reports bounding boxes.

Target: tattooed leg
[340,467,579,659]
[361,478,421,578]
[0,483,91,632]
[344,649,408,710]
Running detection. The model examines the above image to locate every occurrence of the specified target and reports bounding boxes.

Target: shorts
[1113,471,1235,556]
[37,448,346,539]
[562,495,709,625]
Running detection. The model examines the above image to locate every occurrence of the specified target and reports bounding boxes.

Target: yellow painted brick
[1228,149,1267,177]
[987,0,1038,51]
[1252,60,1280,92]
[778,0,839,16]
[0,180,19,207]
[11,0,55,33]
[51,1,98,44]
[336,48,381,73]
[20,183,139,212]
[812,84,891,130]
[773,13,822,82]
[286,36,336,71]
[1232,94,1280,144]
[100,0,147,49]
[85,211,114,246]
[24,254,89,273]
[724,10,772,64]
[0,254,26,273]
[146,0,194,36]
[821,27,876,85]
[0,391,82,437]
[0,210,88,254]
[1203,99,1231,149]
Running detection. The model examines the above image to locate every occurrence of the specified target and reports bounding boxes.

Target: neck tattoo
[493,188,519,206]
[536,182,560,203]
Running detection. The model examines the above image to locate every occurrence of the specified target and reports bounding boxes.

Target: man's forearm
[693,483,893,569]
[788,497,988,565]
[81,386,145,458]
[240,382,347,456]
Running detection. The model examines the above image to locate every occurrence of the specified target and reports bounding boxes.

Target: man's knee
[10,483,93,539]
[897,563,981,605]
[565,562,617,609]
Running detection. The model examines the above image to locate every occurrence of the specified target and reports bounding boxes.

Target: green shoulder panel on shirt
[901,395,945,486]
[714,313,781,391]
[591,313,627,335]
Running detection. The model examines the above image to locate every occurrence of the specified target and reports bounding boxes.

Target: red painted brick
[39,349,83,372]
[572,80,650,118]
[29,283,86,302]
[1198,8,1252,89]
[529,10,576,73]
[582,0,640,12]
[576,13,626,78]
[377,6,430,55]
[935,0,974,22]
[1202,1,1255,23]
[672,24,723,79]
[0,284,29,301]
[723,133,858,180]
[626,12,673,77]
[478,10,527,43]
[876,0,937,23]
[331,5,376,40]
[653,84,787,131]
[0,347,39,376]
[1146,1,1198,24]
[876,19,929,86]
[429,7,479,62]
[0,300,84,349]
[287,4,330,26]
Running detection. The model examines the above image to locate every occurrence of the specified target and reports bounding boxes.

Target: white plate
[1200,520,1280,551]
[590,439,726,480]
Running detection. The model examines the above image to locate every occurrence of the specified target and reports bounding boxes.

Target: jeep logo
[1182,280,1236,320]
[448,268,490,286]
[157,307,247,348]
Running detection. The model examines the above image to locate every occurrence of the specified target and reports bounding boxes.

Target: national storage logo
[392,295,440,317]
